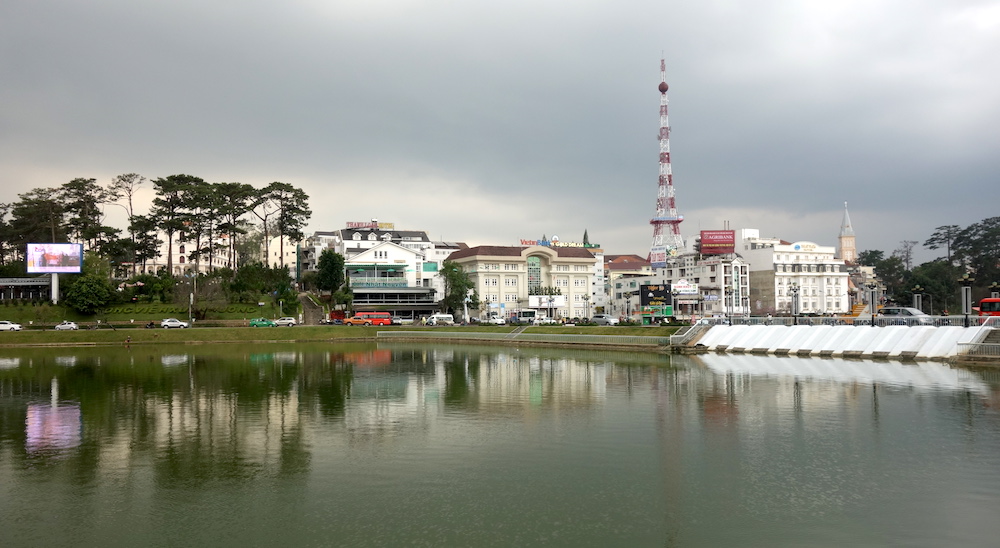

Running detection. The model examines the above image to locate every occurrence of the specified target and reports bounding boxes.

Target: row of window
[482,277,589,287]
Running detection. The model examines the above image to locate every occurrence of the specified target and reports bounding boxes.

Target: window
[353,233,361,241]
[504,277,518,287]
[504,294,518,303]
[527,256,541,291]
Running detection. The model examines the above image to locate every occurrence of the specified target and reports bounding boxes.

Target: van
[426,313,454,326]
[344,311,392,326]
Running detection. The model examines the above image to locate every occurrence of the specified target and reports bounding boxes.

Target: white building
[446,245,599,321]
[742,238,850,315]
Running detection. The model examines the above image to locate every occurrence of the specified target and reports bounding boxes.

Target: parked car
[249,317,277,327]
[54,321,78,331]
[877,307,933,325]
[161,318,189,329]
[0,320,23,331]
[273,317,297,327]
[487,316,506,325]
[591,314,619,326]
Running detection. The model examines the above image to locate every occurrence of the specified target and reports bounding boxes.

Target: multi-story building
[446,245,599,321]
[297,220,468,319]
[345,241,440,320]
[621,254,749,320]
[742,238,850,315]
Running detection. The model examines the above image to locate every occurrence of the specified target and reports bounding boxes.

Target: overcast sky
[2,0,998,263]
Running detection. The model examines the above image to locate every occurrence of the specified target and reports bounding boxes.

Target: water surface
[1,343,999,547]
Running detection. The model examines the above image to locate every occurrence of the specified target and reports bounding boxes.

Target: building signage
[347,221,395,229]
[671,279,699,295]
[640,285,671,307]
[700,230,735,255]
[792,242,817,251]
[649,246,668,269]
[519,234,600,249]
[528,295,567,308]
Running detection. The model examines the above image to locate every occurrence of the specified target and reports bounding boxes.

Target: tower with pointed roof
[837,202,856,263]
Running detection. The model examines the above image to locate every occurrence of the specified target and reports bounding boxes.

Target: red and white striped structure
[648,58,685,268]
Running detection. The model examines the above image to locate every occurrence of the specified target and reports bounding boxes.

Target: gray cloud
[2,0,997,263]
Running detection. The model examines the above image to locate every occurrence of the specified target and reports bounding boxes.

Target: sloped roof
[447,245,595,260]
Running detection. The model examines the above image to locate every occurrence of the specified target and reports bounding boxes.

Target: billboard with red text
[700,230,736,255]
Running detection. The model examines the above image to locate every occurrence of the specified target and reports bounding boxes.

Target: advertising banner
[700,230,736,255]
[26,243,83,274]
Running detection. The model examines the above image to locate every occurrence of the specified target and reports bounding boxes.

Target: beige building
[446,245,599,320]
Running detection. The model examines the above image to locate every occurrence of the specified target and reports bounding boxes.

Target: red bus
[977,298,1000,316]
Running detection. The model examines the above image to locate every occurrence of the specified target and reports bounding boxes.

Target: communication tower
[648,58,685,268]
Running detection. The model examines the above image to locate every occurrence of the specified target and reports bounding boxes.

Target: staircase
[298,293,325,325]
[848,302,868,317]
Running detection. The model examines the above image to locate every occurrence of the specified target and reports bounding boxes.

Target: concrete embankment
[689,324,994,361]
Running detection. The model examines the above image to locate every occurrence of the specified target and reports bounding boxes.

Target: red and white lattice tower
[648,58,684,269]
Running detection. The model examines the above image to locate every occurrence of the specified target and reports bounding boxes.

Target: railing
[376,330,670,347]
[957,343,1000,357]
[697,315,998,328]
[669,324,710,346]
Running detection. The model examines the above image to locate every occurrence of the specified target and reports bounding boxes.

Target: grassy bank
[0,324,678,347]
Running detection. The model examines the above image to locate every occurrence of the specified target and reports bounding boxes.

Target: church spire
[840,201,855,237]
[837,202,857,263]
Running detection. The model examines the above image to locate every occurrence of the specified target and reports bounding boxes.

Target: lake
[1,343,999,547]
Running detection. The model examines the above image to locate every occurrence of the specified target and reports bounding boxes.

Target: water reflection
[0,343,998,546]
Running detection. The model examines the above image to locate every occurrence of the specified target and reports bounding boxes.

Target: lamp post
[788,284,799,325]
[582,293,590,320]
[912,284,924,312]
[725,287,734,325]
[959,272,975,328]
[671,289,680,322]
[866,281,878,327]
[624,294,632,321]
[989,281,999,299]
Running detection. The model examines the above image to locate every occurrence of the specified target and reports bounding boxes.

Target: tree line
[0,174,311,277]
[858,217,1000,313]
[0,174,311,316]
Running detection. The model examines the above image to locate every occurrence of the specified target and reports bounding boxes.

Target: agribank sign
[519,235,600,249]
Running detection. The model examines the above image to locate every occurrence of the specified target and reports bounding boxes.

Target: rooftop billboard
[700,230,736,255]
[26,243,83,274]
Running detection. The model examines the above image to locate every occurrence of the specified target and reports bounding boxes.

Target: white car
[160,318,189,329]
[274,317,297,327]
[487,316,506,325]
[54,321,78,331]
[590,314,619,326]
[0,320,22,331]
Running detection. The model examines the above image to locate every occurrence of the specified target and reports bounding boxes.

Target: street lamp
[866,281,878,327]
[912,284,924,312]
[788,284,799,325]
[989,281,999,299]
[671,288,680,322]
[582,293,590,320]
[724,287,734,325]
[624,294,632,320]
[959,272,975,328]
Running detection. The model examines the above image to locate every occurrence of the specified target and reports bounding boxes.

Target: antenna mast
[649,58,685,268]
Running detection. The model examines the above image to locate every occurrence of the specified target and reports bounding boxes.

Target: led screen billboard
[26,243,83,274]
